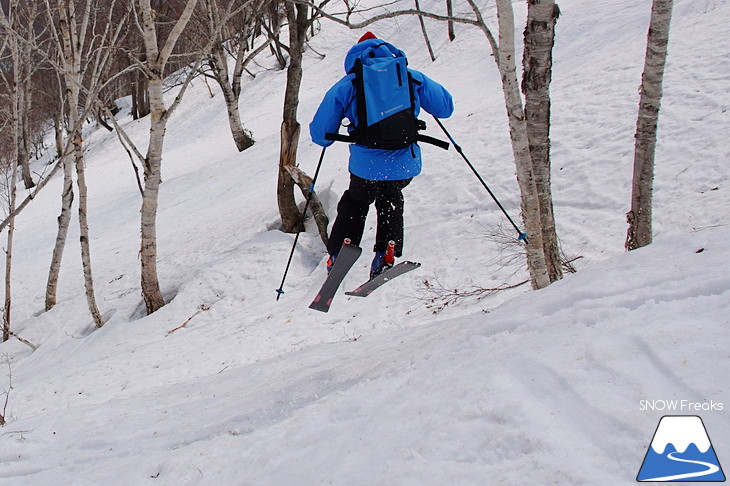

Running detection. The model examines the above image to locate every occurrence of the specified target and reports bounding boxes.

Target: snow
[1,0,729,484]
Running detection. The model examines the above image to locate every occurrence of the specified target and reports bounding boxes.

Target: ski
[345,261,421,297]
[309,243,362,312]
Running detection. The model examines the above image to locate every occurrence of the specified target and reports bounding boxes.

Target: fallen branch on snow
[167,304,211,335]
[419,278,529,314]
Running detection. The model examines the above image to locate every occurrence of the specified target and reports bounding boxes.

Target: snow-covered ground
[1,0,728,484]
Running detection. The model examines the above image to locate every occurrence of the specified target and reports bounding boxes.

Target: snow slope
[1,0,728,484]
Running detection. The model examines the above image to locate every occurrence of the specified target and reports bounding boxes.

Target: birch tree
[134,0,201,314]
[522,0,561,283]
[2,151,18,343]
[52,0,102,323]
[625,0,673,250]
[42,0,130,326]
[0,29,20,342]
[0,1,39,191]
[199,0,274,152]
[94,0,236,315]
[43,59,74,312]
[0,0,47,339]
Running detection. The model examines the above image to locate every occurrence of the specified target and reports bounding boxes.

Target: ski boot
[326,254,337,274]
[370,241,396,280]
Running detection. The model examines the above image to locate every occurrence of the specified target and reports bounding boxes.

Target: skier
[310,32,454,279]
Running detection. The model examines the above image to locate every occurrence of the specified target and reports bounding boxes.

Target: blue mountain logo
[638,415,726,482]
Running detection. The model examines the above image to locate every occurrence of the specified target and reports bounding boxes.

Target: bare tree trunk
[136,0,200,314]
[208,44,255,151]
[19,112,35,189]
[415,0,436,61]
[494,0,550,289]
[0,0,39,337]
[224,90,254,152]
[1,1,36,190]
[72,129,104,326]
[626,0,673,251]
[54,0,105,327]
[278,119,302,232]
[45,9,72,312]
[3,88,19,345]
[523,0,562,283]
[268,14,288,70]
[200,0,263,152]
[140,77,167,314]
[53,110,65,159]
[3,12,17,341]
[3,175,16,343]
[277,2,309,233]
[45,154,74,311]
[3,87,18,340]
[131,59,150,120]
[446,0,455,41]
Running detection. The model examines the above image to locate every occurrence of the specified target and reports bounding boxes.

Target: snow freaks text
[639,400,724,412]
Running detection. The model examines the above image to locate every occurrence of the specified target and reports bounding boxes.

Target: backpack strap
[324,132,355,143]
[325,59,365,144]
[408,72,450,150]
[408,72,418,113]
[417,134,450,150]
[352,58,368,130]
[326,131,450,150]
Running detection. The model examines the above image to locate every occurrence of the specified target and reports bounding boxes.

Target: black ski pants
[327,174,412,257]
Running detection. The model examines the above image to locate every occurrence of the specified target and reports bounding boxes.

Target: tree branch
[285,165,329,248]
[0,156,64,233]
[300,0,480,29]
[157,0,200,68]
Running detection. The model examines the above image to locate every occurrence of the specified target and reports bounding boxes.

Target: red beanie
[358,31,377,43]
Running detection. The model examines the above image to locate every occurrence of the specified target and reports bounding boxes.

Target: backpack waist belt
[325,132,450,150]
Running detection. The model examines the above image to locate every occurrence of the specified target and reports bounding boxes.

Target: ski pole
[432,115,528,243]
[276,146,327,300]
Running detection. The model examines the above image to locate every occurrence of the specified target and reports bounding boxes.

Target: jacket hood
[343,39,406,74]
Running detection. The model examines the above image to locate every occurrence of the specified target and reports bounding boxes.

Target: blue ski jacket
[309,39,454,181]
